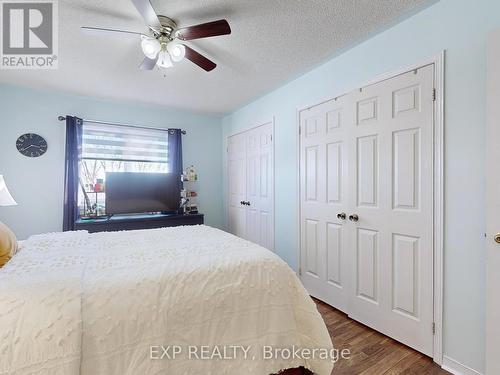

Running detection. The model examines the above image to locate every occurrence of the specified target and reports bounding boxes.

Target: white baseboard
[442,356,483,375]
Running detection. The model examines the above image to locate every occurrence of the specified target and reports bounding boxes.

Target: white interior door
[347,65,434,356]
[227,132,247,239]
[227,122,275,250]
[245,122,275,250]
[486,30,500,375]
[299,97,350,313]
[299,65,435,356]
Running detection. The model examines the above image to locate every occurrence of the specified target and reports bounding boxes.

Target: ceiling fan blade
[176,19,231,41]
[184,45,216,72]
[130,0,162,29]
[81,26,145,38]
[139,55,159,70]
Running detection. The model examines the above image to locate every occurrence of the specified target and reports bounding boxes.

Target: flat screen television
[105,172,180,215]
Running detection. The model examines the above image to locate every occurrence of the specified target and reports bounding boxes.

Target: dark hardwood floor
[313,298,450,375]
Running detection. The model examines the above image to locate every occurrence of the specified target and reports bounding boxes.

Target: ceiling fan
[81,0,231,72]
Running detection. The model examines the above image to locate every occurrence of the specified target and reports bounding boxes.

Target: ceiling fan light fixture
[141,36,161,59]
[157,50,173,68]
[167,43,186,62]
[81,0,229,72]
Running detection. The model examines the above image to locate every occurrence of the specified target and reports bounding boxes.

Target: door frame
[296,51,445,364]
[225,118,276,251]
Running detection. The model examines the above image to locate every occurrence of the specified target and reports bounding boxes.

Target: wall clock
[16,133,48,158]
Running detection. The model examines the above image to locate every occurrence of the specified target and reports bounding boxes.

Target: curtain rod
[57,116,186,135]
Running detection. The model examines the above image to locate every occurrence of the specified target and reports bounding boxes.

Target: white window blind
[82,123,168,163]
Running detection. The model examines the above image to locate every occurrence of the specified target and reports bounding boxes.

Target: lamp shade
[0,175,17,206]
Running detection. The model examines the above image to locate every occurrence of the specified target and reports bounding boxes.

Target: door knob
[494,233,500,244]
[337,212,346,220]
[240,201,245,205]
[246,201,251,206]
[349,214,359,222]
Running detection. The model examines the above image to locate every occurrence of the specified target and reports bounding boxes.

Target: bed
[0,225,333,375]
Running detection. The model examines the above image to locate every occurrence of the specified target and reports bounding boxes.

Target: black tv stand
[74,213,204,233]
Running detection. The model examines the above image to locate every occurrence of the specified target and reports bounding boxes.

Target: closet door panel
[227,133,247,239]
[228,122,274,251]
[300,97,350,313]
[245,122,274,250]
[246,128,260,243]
[347,65,434,356]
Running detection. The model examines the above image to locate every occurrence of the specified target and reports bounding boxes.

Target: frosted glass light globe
[157,50,173,68]
[167,43,186,62]
[141,37,161,59]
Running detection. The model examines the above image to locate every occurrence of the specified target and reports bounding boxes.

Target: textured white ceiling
[0,0,434,114]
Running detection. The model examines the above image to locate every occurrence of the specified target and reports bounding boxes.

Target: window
[78,123,169,217]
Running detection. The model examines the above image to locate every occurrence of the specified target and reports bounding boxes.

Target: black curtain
[63,116,83,231]
[168,129,183,184]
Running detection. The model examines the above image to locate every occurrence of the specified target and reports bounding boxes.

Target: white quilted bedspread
[0,225,333,375]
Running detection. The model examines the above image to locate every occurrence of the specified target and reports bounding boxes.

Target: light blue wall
[222,0,497,372]
[0,84,223,239]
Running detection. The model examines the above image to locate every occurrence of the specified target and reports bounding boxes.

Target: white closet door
[299,65,434,356]
[486,31,500,375]
[245,122,275,250]
[347,65,434,356]
[227,122,274,250]
[227,132,247,239]
[299,97,350,312]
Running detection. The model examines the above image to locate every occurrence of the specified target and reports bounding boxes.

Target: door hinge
[432,322,436,335]
[299,126,301,135]
[432,88,437,102]
[298,267,302,276]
